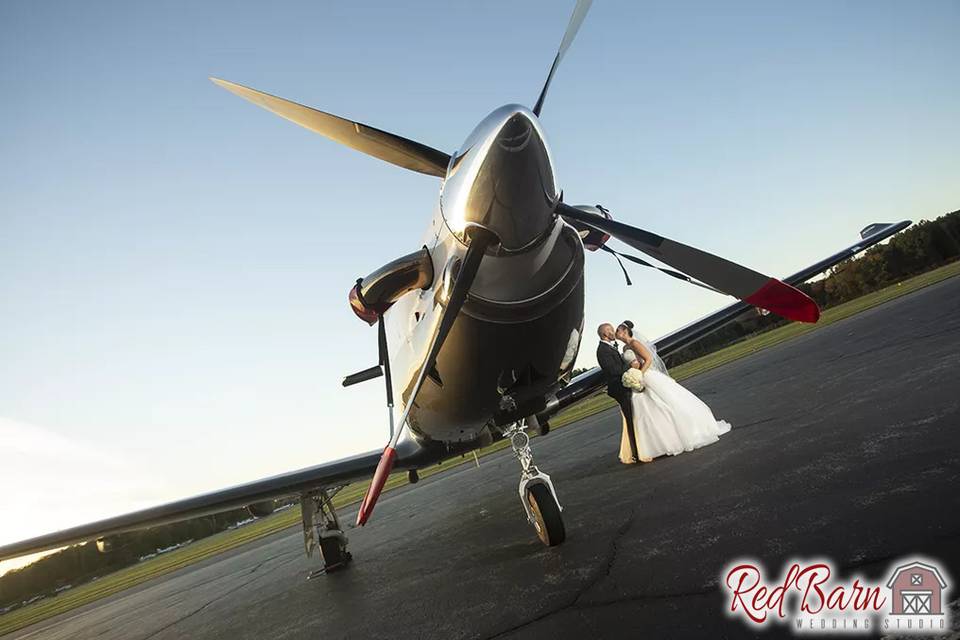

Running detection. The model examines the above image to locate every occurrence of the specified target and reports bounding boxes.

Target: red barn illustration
[886,561,948,615]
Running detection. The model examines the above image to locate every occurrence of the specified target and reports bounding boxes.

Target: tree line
[0,507,259,612]
[665,210,960,366]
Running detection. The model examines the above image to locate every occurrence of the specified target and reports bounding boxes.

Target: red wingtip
[745,278,821,323]
[356,446,397,526]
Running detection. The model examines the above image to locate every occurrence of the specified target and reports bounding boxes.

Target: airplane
[0,0,910,577]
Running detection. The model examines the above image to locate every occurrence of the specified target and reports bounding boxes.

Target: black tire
[526,483,566,546]
[319,536,347,572]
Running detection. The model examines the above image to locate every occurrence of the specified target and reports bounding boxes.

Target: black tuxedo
[597,341,639,461]
[597,341,629,396]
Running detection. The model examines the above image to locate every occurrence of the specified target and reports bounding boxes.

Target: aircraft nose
[441,106,559,253]
[496,112,534,152]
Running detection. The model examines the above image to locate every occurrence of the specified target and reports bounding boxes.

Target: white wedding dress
[621,348,731,462]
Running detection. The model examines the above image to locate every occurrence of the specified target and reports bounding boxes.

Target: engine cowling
[96,536,117,553]
[246,500,276,518]
[349,247,434,324]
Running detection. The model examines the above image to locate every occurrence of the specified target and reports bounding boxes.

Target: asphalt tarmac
[8,276,960,640]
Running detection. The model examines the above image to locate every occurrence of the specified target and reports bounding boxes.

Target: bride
[616,320,731,463]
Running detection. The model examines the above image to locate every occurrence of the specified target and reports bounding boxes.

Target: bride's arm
[631,339,654,373]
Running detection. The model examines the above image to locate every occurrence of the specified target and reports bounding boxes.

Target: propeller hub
[440,105,559,253]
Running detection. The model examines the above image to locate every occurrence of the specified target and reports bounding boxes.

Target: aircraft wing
[542,220,912,417]
[0,447,396,561]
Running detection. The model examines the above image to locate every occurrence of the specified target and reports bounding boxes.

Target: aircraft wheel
[526,483,565,546]
[319,536,350,572]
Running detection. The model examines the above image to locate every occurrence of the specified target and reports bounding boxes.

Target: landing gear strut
[506,420,566,546]
[300,487,352,578]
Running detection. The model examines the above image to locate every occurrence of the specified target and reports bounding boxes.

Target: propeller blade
[600,244,723,293]
[210,78,450,177]
[558,203,820,323]
[356,229,496,526]
[532,0,594,117]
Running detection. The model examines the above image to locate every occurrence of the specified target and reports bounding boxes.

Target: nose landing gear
[505,421,566,546]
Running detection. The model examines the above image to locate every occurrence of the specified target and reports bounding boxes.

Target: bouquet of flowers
[621,367,645,392]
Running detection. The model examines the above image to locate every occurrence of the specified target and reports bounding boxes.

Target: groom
[597,323,640,462]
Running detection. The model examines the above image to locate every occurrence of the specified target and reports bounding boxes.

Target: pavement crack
[573,509,636,605]
[139,554,299,640]
[484,510,636,639]
[174,550,299,596]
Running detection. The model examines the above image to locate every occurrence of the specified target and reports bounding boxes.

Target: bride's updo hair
[620,320,634,337]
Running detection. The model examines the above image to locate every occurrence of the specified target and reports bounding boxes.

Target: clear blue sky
[1,0,958,565]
